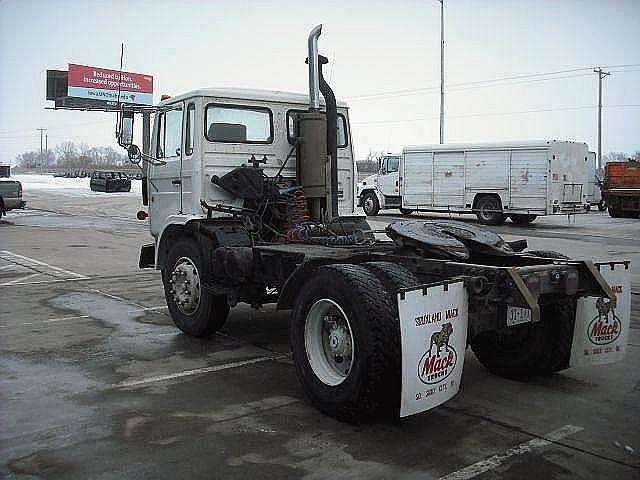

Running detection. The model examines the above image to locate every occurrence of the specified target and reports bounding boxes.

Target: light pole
[439,0,445,144]
[593,67,610,171]
[37,128,47,173]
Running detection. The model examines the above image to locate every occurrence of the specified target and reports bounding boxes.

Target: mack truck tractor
[116,25,631,422]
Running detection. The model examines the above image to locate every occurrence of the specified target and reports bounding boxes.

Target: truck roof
[404,140,588,153]
[159,88,348,108]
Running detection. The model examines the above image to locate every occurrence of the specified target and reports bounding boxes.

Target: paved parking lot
[1,183,639,479]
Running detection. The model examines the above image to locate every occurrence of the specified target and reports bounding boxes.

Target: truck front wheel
[290,264,399,422]
[163,238,229,338]
[362,192,380,216]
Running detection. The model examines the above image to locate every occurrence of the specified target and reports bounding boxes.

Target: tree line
[14,142,128,170]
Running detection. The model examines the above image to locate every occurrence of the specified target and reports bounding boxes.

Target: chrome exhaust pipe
[307,24,322,110]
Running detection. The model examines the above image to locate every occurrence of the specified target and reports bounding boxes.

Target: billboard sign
[67,64,153,106]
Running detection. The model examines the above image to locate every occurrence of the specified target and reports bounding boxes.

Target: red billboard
[67,64,153,105]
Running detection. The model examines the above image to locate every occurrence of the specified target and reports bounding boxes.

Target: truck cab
[356,154,402,215]
[146,89,357,258]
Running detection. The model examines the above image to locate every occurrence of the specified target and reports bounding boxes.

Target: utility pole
[439,0,445,144]
[594,67,610,171]
[37,128,47,173]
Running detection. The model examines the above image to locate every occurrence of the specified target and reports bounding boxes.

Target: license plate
[507,306,532,326]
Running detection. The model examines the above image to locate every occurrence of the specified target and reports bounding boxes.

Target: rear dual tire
[470,297,576,379]
[290,262,417,422]
[509,214,537,225]
[475,196,506,225]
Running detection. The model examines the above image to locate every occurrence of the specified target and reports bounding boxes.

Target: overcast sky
[1,0,638,164]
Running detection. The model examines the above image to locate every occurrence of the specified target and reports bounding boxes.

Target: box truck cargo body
[398,140,590,224]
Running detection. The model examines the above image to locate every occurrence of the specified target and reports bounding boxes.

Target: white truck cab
[146,88,357,262]
[356,154,404,215]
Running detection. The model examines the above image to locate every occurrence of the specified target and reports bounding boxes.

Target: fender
[154,214,202,268]
[154,214,250,267]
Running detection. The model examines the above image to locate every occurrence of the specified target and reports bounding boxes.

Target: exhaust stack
[307,24,322,110]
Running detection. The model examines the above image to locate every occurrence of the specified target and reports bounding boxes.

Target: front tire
[399,208,414,216]
[597,200,607,211]
[475,195,506,225]
[362,192,380,216]
[290,264,399,422]
[470,297,576,379]
[163,238,229,338]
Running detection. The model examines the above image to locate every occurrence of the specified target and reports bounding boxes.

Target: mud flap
[570,262,631,367]
[397,281,469,417]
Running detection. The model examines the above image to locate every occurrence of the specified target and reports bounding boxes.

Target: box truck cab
[357,154,409,215]
[145,88,356,245]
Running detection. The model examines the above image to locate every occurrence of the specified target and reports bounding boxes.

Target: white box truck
[358,140,591,225]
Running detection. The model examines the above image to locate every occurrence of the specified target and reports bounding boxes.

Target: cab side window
[286,110,349,148]
[386,156,399,173]
[185,103,195,156]
[156,107,183,158]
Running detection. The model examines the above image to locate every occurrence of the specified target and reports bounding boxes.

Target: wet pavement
[1,186,639,479]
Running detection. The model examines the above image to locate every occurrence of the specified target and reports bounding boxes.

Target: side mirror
[127,144,142,161]
[117,110,135,147]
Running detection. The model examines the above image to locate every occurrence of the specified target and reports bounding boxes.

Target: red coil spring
[293,189,310,223]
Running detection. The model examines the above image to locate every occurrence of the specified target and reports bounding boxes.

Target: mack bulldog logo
[418,322,457,384]
[588,297,621,345]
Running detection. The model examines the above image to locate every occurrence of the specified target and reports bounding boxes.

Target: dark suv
[90,171,132,193]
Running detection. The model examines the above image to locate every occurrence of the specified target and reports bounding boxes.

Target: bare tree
[602,152,628,163]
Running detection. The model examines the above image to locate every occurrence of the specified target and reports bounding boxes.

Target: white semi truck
[358,141,591,224]
[115,26,630,422]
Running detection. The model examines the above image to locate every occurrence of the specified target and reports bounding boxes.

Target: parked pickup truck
[0,178,25,217]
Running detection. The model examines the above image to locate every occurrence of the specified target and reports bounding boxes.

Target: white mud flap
[570,262,631,367]
[397,281,469,418]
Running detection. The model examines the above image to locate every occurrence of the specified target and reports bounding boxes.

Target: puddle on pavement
[48,291,175,357]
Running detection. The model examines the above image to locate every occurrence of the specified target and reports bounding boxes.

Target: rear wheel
[163,238,229,338]
[597,200,607,212]
[475,195,506,225]
[399,208,414,216]
[509,214,537,225]
[290,264,400,422]
[362,192,380,216]
[608,207,622,218]
[470,297,576,379]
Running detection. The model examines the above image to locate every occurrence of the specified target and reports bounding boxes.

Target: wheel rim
[169,257,201,315]
[480,200,498,220]
[364,196,375,214]
[304,298,355,386]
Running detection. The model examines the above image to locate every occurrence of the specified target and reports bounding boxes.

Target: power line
[346,65,640,101]
[351,103,640,126]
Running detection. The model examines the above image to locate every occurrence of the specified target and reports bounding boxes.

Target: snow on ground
[13,174,141,198]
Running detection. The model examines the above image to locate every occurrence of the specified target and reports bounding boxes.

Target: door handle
[171,179,182,185]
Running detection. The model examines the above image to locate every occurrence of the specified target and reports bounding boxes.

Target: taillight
[17,182,22,194]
